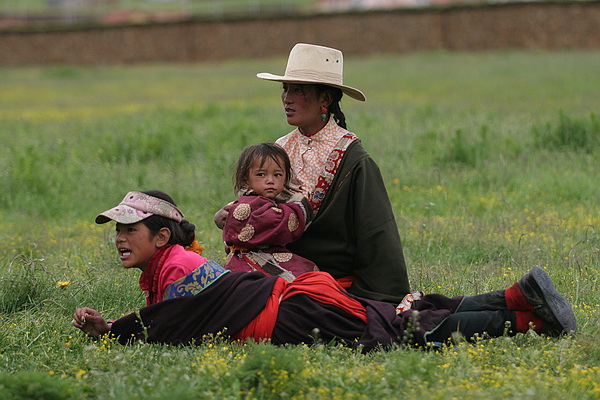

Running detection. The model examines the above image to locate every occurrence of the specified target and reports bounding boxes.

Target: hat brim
[257,73,366,102]
[95,204,152,225]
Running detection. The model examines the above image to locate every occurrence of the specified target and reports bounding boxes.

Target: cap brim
[94,214,113,224]
[95,204,151,225]
[256,73,366,102]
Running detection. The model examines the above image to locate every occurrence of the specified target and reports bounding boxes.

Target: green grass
[0,0,317,18]
[0,50,599,399]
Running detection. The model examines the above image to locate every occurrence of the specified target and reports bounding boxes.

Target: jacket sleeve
[223,195,309,248]
[347,156,411,303]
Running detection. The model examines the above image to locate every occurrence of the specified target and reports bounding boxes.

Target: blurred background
[2,0,598,66]
[0,0,577,29]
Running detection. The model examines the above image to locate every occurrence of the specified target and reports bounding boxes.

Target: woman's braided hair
[316,84,346,129]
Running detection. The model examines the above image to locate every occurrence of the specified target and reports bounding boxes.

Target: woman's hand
[73,307,112,338]
[213,202,233,229]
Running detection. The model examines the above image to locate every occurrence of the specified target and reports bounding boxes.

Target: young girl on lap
[222,142,318,281]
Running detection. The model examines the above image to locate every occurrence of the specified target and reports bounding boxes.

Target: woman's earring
[321,106,328,120]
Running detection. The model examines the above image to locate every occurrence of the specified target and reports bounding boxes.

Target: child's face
[114,222,161,272]
[246,157,286,199]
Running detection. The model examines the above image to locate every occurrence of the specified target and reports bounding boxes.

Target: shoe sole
[528,267,577,334]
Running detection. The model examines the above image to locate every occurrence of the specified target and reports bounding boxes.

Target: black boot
[517,267,577,335]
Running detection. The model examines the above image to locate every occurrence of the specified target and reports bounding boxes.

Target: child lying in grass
[73,190,226,336]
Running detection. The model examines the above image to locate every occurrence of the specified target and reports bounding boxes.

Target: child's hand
[214,202,233,229]
[73,307,111,337]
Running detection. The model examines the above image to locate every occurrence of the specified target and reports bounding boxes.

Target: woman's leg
[424,309,543,344]
[456,290,506,312]
[455,267,575,335]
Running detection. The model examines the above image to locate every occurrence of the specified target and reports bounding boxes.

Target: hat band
[284,68,343,86]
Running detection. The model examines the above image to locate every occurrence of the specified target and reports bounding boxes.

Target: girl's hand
[73,307,112,338]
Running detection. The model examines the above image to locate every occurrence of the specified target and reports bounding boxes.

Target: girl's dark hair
[316,85,346,129]
[233,143,292,194]
[140,190,195,247]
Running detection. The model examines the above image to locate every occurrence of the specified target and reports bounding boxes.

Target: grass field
[0,49,599,399]
[0,0,317,19]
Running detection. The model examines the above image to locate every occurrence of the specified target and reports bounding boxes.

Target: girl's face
[246,156,286,199]
[281,83,329,136]
[114,222,162,272]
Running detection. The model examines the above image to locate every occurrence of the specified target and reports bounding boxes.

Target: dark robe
[272,292,462,351]
[288,140,411,303]
[111,271,276,345]
[111,271,461,353]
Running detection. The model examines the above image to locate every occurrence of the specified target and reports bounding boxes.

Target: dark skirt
[111,271,462,351]
[273,292,462,351]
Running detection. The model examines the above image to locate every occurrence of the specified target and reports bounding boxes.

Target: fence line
[1,1,599,65]
[3,0,305,26]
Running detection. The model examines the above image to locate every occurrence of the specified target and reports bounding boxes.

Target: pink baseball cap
[95,191,184,224]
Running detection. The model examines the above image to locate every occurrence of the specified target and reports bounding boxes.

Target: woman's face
[114,222,161,272]
[281,83,328,136]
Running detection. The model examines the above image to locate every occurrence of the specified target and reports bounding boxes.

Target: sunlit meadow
[0,50,599,399]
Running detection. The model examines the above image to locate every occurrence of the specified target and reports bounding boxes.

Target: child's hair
[140,190,196,247]
[233,143,292,194]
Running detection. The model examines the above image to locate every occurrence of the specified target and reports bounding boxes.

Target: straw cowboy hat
[257,43,366,102]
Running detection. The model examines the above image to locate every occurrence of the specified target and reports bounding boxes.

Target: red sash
[234,272,367,341]
[335,275,356,289]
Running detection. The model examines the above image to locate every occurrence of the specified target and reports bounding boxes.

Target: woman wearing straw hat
[217,43,411,304]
